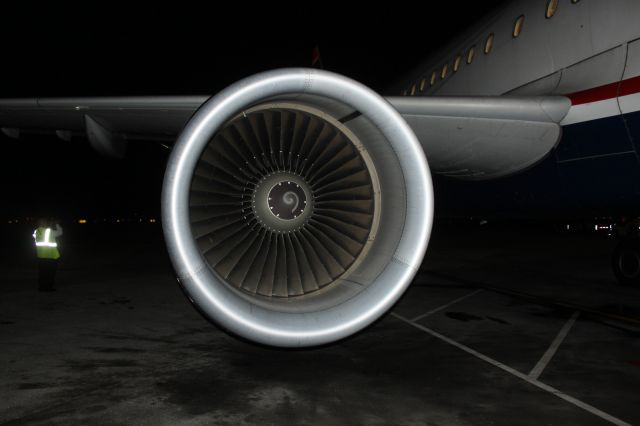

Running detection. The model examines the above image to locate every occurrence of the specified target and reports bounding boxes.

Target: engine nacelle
[162,69,433,347]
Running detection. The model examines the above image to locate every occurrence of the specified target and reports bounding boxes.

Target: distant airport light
[149,218,157,223]
[78,219,87,224]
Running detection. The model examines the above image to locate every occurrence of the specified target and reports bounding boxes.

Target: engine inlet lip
[162,68,433,347]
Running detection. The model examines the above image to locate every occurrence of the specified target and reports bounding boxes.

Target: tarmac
[1,222,639,425]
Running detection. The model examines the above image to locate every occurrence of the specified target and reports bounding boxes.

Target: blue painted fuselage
[436,110,640,218]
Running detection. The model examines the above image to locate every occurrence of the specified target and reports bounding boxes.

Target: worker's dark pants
[38,258,58,291]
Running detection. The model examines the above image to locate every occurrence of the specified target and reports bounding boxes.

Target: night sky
[0,2,505,221]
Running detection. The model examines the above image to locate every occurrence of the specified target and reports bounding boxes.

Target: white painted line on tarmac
[529,311,580,380]
[391,313,632,426]
[410,289,483,322]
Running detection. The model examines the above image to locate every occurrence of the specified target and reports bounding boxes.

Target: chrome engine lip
[162,68,433,347]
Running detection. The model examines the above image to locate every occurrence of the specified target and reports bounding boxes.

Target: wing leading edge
[0,95,570,179]
[0,96,207,157]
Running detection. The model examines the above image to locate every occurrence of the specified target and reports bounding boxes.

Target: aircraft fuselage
[393,0,640,216]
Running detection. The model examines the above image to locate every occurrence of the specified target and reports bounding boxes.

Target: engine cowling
[162,68,433,347]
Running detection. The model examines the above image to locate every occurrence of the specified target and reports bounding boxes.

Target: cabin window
[441,63,449,79]
[484,33,494,54]
[467,46,476,64]
[546,0,558,18]
[420,78,426,91]
[410,84,416,96]
[430,71,437,86]
[453,55,462,72]
[513,15,525,38]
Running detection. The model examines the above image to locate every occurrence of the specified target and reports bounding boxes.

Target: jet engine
[162,69,433,347]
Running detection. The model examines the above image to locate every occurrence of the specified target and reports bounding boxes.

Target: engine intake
[162,69,433,347]
[190,103,379,299]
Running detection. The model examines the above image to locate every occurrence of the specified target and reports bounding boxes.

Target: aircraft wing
[388,96,570,180]
[0,95,570,180]
[0,69,575,347]
[0,96,208,158]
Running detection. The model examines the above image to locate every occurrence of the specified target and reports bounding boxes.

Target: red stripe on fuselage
[620,75,640,98]
[567,75,640,105]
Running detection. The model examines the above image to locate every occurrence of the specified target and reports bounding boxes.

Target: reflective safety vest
[32,227,60,260]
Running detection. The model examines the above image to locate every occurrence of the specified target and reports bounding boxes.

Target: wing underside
[388,96,570,180]
[0,95,570,179]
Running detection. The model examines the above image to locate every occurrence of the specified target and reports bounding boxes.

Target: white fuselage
[393,0,640,213]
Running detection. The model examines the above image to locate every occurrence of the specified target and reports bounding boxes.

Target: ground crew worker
[32,218,63,291]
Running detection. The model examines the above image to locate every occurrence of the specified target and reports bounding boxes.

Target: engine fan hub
[252,172,313,232]
[268,181,306,219]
